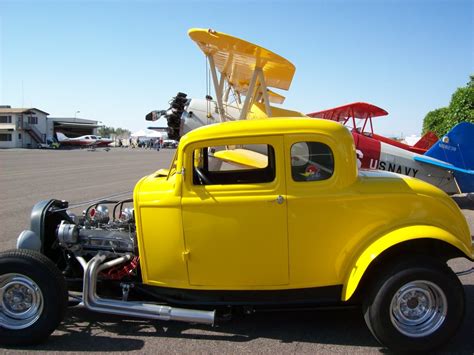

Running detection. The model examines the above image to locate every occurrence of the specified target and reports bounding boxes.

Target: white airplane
[56,132,113,148]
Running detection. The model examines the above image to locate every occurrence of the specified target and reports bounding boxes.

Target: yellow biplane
[146,28,304,142]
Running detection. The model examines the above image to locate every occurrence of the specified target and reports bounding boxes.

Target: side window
[193,144,275,185]
[0,133,12,141]
[291,142,334,181]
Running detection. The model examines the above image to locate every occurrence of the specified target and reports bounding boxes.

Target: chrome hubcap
[0,273,43,330]
[390,280,447,337]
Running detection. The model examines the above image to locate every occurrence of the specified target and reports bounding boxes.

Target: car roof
[179,117,350,147]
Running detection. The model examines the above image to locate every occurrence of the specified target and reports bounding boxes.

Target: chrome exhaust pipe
[82,253,215,325]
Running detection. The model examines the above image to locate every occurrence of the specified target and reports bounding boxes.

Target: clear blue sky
[1,0,473,137]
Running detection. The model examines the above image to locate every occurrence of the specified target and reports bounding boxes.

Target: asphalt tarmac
[0,148,473,354]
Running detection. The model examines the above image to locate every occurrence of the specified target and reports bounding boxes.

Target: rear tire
[363,256,465,352]
[0,249,68,346]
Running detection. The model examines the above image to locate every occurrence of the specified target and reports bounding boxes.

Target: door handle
[275,195,284,204]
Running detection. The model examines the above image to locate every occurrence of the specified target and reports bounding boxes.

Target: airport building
[49,117,100,138]
[0,105,99,148]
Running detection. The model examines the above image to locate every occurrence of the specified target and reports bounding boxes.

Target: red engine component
[100,256,140,280]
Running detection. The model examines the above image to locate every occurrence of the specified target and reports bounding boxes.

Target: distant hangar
[0,105,100,148]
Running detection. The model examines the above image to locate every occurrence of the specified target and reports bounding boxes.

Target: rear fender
[341,225,472,301]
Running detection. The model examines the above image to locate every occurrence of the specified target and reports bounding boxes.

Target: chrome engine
[57,221,135,255]
[56,200,136,257]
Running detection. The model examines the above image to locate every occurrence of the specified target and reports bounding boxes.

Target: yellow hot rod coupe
[1,118,473,351]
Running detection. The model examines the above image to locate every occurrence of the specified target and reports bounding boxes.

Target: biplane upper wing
[307,102,388,121]
[188,28,295,92]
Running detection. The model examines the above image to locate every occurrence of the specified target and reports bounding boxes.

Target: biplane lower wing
[414,155,474,193]
[213,149,268,169]
[414,156,474,175]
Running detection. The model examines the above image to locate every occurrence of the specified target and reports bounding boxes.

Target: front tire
[0,249,68,346]
[363,257,465,352]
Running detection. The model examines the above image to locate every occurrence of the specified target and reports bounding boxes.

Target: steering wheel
[195,167,212,185]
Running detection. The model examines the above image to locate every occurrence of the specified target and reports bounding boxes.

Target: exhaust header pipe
[82,254,215,325]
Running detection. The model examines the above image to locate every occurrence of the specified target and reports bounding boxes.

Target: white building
[0,106,102,148]
[0,106,52,148]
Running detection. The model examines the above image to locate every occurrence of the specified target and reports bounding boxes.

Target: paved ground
[0,148,473,354]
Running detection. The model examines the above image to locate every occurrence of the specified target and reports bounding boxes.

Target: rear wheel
[363,257,465,352]
[0,249,68,345]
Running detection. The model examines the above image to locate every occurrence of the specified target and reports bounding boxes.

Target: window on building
[192,144,276,185]
[28,116,38,124]
[0,133,12,141]
[291,142,334,181]
[18,133,22,139]
[0,116,12,124]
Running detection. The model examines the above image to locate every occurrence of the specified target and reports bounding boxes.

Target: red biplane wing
[307,102,388,122]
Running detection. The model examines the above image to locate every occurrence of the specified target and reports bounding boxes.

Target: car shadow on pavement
[3,285,473,353]
[49,306,380,351]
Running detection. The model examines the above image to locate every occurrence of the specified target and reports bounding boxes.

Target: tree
[98,126,131,138]
[422,107,450,137]
[422,75,474,136]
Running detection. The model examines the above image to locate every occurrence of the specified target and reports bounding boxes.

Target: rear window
[291,142,334,181]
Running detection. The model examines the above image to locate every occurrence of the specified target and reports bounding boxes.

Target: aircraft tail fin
[56,132,68,142]
[414,131,438,151]
[424,122,474,193]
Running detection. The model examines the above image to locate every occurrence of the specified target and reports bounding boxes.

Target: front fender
[16,199,70,254]
[341,225,472,301]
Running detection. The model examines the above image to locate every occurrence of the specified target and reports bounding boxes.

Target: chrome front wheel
[0,249,68,346]
[0,273,44,330]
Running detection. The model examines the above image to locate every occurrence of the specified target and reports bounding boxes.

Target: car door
[284,134,342,287]
[181,135,288,287]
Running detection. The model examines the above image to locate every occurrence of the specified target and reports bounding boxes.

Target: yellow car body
[5,27,472,350]
[133,118,472,301]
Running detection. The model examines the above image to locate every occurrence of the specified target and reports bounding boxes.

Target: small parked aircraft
[56,132,113,148]
[146,28,473,194]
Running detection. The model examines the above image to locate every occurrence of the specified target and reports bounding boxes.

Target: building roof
[0,108,50,115]
[54,122,101,128]
[51,117,98,124]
